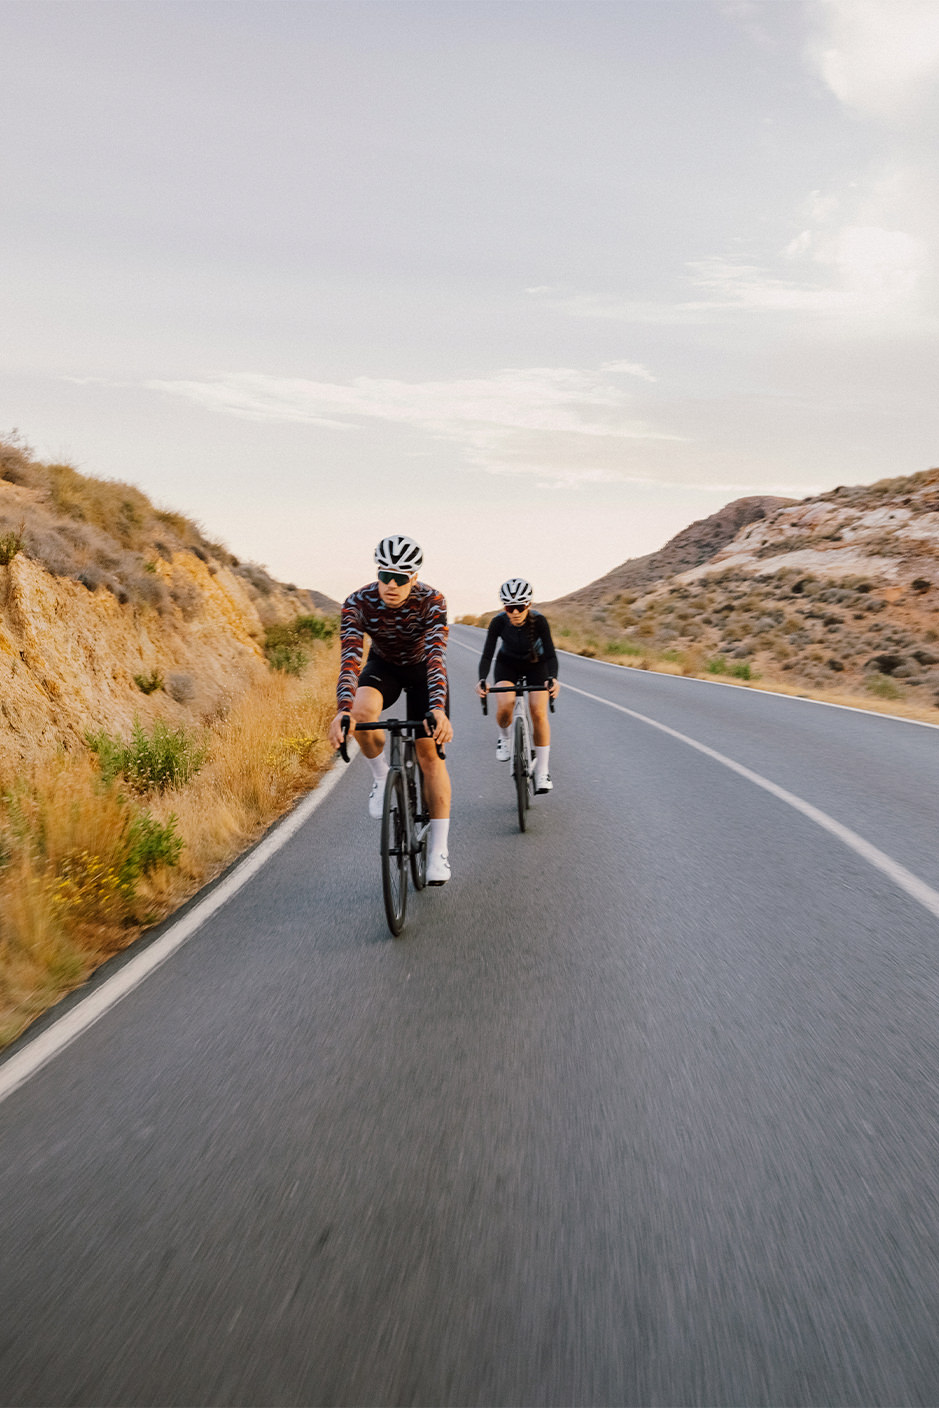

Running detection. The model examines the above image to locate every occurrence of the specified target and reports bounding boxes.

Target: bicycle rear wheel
[407,761,428,889]
[380,768,408,934]
[513,716,528,832]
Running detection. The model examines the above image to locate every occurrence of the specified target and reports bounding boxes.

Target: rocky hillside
[546,495,795,610]
[0,437,337,773]
[551,467,939,708]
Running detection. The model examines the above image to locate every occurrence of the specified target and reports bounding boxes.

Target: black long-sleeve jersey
[477,610,559,682]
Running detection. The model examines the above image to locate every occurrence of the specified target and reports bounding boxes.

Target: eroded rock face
[548,466,939,700]
[0,445,343,775]
[0,550,309,774]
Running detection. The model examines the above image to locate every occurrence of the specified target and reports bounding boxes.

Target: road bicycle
[339,713,444,936]
[481,680,555,832]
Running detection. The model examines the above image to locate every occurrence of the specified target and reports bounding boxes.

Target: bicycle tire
[407,761,428,890]
[513,716,528,832]
[380,768,408,935]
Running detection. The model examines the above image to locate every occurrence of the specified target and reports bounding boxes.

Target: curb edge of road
[0,754,351,1105]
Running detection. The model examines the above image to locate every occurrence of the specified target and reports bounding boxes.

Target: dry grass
[0,433,307,615]
[0,641,339,1048]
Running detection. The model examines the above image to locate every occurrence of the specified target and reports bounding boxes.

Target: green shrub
[120,811,183,887]
[865,673,903,700]
[0,528,24,565]
[264,614,337,672]
[133,671,164,695]
[729,661,756,680]
[293,614,337,641]
[706,656,728,674]
[88,718,207,793]
[604,640,641,657]
[267,644,309,676]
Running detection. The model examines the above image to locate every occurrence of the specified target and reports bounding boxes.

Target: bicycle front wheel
[513,717,528,832]
[407,762,428,890]
[380,768,408,935]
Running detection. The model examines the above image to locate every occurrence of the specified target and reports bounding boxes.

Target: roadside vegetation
[547,613,939,725]
[0,434,343,1049]
[457,593,939,726]
[0,635,339,1049]
[264,613,337,675]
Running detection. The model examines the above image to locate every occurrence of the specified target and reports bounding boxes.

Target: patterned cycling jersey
[336,580,449,712]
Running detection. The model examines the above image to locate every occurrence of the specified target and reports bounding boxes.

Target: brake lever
[338,713,351,762]
[424,712,446,760]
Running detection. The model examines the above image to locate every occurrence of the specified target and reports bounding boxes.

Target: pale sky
[2,0,938,615]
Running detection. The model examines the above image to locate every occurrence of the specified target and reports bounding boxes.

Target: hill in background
[545,495,796,611]
[544,467,939,711]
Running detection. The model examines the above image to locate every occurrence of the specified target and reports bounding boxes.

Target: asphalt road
[4,624,939,1406]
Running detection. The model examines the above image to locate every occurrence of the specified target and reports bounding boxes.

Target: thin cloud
[529,216,928,324]
[143,365,679,486]
[687,222,927,314]
[805,0,939,121]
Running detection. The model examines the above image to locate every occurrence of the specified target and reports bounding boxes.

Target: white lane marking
[450,627,939,732]
[453,637,939,920]
[0,758,350,1107]
[558,678,939,925]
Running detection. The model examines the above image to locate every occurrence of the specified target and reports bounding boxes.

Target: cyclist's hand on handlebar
[547,677,560,700]
[474,680,488,698]
[427,707,453,747]
[328,711,354,750]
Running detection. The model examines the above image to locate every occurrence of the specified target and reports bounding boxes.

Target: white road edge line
[450,625,939,731]
[563,677,939,925]
[453,635,939,922]
[555,646,939,732]
[0,757,350,1108]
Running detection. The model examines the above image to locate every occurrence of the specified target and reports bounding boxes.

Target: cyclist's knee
[415,741,445,773]
[350,702,381,725]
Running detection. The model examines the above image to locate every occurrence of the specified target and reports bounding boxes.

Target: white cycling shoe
[427,850,451,885]
[368,780,384,819]
[535,772,553,794]
[496,737,511,762]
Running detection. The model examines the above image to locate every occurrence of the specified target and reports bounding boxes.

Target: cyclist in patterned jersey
[475,577,559,793]
[327,535,454,884]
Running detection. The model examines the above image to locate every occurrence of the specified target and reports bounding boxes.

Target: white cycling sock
[429,819,450,854]
[534,745,550,776]
[498,725,511,742]
[366,752,389,784]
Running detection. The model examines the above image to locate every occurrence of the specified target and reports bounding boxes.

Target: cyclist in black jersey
[475,577,559,792]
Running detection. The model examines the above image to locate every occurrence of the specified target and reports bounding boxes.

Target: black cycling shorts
[492,652,551,688]
[357,651,449,719]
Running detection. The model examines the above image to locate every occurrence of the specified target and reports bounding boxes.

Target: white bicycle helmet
[374,534,423,573]
[499,577,533,606]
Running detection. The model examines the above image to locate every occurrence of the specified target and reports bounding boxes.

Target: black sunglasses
[377,570,412,587]
[504,603,527,613]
